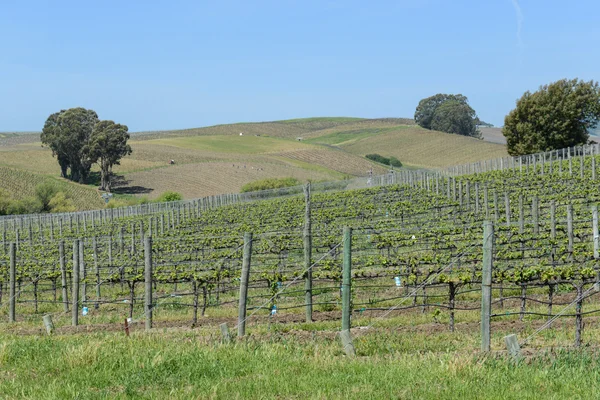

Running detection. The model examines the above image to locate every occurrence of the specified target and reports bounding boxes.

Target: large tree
[86,120,132,192]
[430,100,481,138]
[41,107,99,182]
[503,79,600,156]
[414,93,469,130]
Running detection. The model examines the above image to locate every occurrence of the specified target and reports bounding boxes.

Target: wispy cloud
[511,0,524,49]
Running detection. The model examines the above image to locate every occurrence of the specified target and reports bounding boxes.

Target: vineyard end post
[342,227,352,332]
[72,240,80,327]
[481,221,494,352]
[9,242,16,323]
[237,232,253,338]
[304,182,313,323]
[144,236,153,331]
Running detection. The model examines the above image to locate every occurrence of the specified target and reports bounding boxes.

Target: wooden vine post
[9,242,16,323]
[144,236,153,331]
[340,226,355,356]
[237,232,253,338]
[303,183,313,322]
[72,240,80,327]
[594,206,600,291]
[481,221,494,352]
[342,227,352,332]
[59,240,69,313]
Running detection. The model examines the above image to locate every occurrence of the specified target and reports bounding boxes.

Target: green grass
[304,127,400,146]
[146,135,312,154]
[0,331,599,399]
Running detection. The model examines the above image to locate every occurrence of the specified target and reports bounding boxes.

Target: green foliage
[47,192,76,213]
[155,191,184,202]
[414,94,480,138]
[430,101,481,138]
[503,78,600,156]
[414,93,468,129]
[41,107,99,183]
[34,182,59,212]
[86,120,132,192]
[365,154,402,167]
[6,197,43,215]
[241,177,301,193]
[0,189,11,215]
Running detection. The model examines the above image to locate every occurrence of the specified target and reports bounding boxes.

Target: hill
[0,117,508,207]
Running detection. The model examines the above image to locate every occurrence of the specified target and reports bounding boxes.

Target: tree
[414,94,468,130]
[503,79,600,156]
[86,120,132,192]
[41,107,99,182]
[430,100,481,138]
[34,182,59,212]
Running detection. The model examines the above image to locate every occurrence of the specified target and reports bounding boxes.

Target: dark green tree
[414,93,468,130]
[430,100,480,138]
[86,120,132,192]
[41,107,99,182]
[503,79,600,155]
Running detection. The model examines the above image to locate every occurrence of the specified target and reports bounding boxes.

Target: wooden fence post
[59,241,69,313]
[593,206,600,291]
[504,192,511,227]
[144,236,153,331]
[237,232,253,338]
[94,237,100,310]
[72,240,80,326]
[9,242,16,323]
[342,227,352,332]
[532,196,539,234]
[481,221,494,352]
[303,183,313,322]
[79,240,86,306]
[567,204,574,258]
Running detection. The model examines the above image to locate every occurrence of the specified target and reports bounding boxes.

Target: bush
[366,154,402,168]
[6,197,43,215]
[241,177,301,193]
[155,191,183,202]
[34,182,59,212]
[0,190,12,216]
[388,157,403,168]
[48,192,76,213]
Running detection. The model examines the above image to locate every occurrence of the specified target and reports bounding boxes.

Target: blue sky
[0,0,598,132]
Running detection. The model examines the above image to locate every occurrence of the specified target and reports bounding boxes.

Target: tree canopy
[414,93,480,138]
[503,79,600,156]
[41,107,99,183]
[430,100,480,138]
[41,108,132,191]
[86,120,132,192]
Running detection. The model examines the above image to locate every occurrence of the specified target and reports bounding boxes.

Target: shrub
[7,197,43,215]
[388,157,403,168]
[366,154,402,168]
[48,192,76,213]
[155,191,183,202]
[34,182,59,212]
[241,177,301,193]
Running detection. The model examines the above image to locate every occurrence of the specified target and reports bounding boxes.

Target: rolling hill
[0,117,508,207]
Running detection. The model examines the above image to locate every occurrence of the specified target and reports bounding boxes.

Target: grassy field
[0,117,509,206]
[340,125,509,169]
[1,287,599,400]
[1,331,599,399]
[0,166,104,209]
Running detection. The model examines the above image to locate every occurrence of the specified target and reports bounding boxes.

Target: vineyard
[2,144,600,397]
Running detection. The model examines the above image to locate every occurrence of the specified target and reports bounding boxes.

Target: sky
[0,0,599,132]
